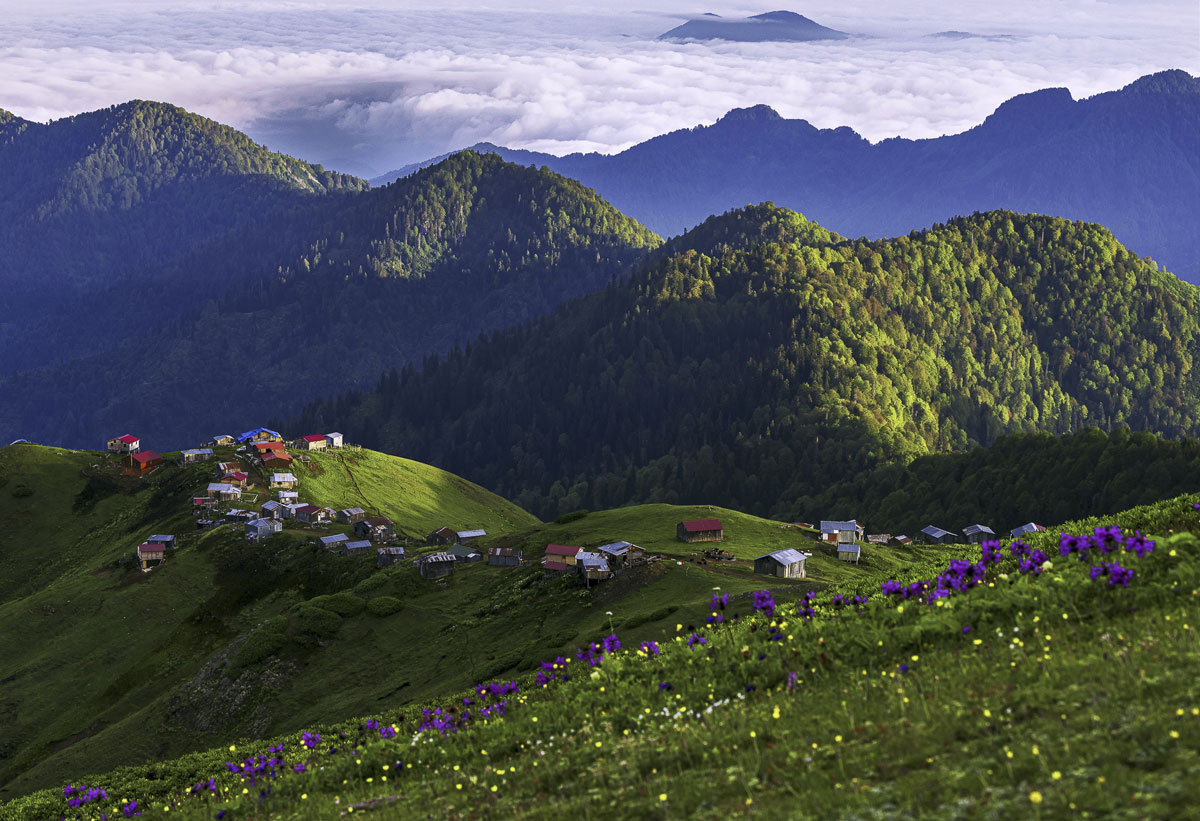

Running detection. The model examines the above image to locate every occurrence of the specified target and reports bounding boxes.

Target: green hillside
[290,205,1200,521]
[4,490,1196,819]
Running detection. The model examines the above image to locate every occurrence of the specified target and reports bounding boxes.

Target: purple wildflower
[1124,531,1155,558]
[687,632,707,648]
[640,640,660,656]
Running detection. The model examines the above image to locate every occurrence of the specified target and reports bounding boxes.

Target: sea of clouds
[2,0,1196,176]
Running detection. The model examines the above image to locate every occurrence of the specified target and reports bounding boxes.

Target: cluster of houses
[915,522,1046,544]
[106,434,164,477]
[542,540,646,583]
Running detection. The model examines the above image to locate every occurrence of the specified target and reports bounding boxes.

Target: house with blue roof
[238,427,283,444]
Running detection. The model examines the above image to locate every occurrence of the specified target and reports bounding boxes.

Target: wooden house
[577,551,612,582]
[449,544,484,563]
[545,544,582,566]
[1010,522,1045,538]
[867,534,891,545]
[281,503,306,520]
[892,535,913,546]
[376,546,406,567]
[192,496,216,512]
[295,434,327,451]
[820,520,864,545]
[963,524,996,545]
[488,547,522,567]
[295,504,330,525]
[245,517,281,542]
[418,552,456,580]
[319,533,350,550]
[543,560,572,576]
[123,450,162,476]
[225,509,256,523]
[221,471,249,488]
[107,434,140,454]
[215,461,243,476]
[137,542,166,570]
[277,490,299,503]
[238,427,283,444]
[180,448,213,464]
[456,529,486,544]
[354,517,395,542]
[260,500,285,520]
[426,526,457,545]
[262,451,293,469]
[337,507,366,524]
[596,541,644,568]
[211,434,236,446]
[837,543,862,563]
[325,432,344,449]
[676,519,723,543]
[919,526,957,545]
[754,549,807,578]
[145,534,176,550]
[270,472,298,489]
[207,482,241,501]
[342,539,374,556]
[253,441,285,455]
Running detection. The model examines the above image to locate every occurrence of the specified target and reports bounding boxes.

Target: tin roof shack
[820,520,864,544]
[278,490,299,502]
[867,534,891,545]
[488,547,522,567]
[577,552,612,583]
[211,434,236,446]
[596,541,645,568]
[963,524,996,544]
[377,546,406,567]
[180,448,213,464]
[355,517,395,542]
[107,434,140,454]
[1010,522,1046,537]
[325,432,344,448]
[281,503,306,520]
[337,507,366,524]
[426,526,457,545]
[920,526,958,545]
[295,505,331,525]
[207,482,241,501]
[545,544,582,566]
[837,543,862,563]
[754,549,807,578]
[342,540,374,557]
[123,450,162,476]
[270,472,298,489]
[245,517,281,542]
[677,519,723,543]
[449,544,484,563]
[260,500,285,520]
[145,534,176,550]
[419,552,456,580]
[295,434,327,451]
[892,535,913,546]
[319,533,350,550]
[137,542,166,570]
[456,529,486,543]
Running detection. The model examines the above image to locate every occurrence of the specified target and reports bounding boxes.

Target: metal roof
[320,533,350,545]
[421,551,456,564]
[343,540,373,551]
[820,520,861,533]
[272,472,297,482]
[756,548,807,565]
[597,541,634,556]
[457,529,486,538]
[147,534,175,543]
[921,525,955,538]
[838,544,861,554]
[963,524,995,536]
[238,427,281,441]
[1010,522,1045,536]
[340,507,365,515]
[181,448,213,456]
[680,519,722,532]
[546,544,581,556]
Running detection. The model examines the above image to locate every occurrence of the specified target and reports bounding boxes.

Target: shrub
[354,575,388,595]
[366,596,403,617]
[308,591,365,617]
[293,605,343,639]
[228,617,288,675]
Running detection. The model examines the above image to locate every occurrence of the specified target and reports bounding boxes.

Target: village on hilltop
[99,428,1043,583]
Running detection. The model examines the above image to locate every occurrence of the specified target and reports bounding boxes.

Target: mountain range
[375,70,1200,284]
[658,10,849,42]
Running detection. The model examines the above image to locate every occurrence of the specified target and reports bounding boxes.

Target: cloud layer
[3,1,1197,176]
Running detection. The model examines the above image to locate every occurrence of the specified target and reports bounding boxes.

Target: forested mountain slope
[290,205,1200,519]
[377,70,1200,282]
[0,152,660,446]
[0,100,366,375]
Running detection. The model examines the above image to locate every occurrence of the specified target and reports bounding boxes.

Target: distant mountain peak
[1120,69,1199,95]
[982,86,1074,128]
[658,9,847,42]
[716,104,784,124]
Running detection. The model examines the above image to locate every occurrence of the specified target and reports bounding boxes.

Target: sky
[1,1,1197,177]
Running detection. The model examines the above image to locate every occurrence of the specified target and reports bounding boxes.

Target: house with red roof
[544,544,582,566]
[123,450,162,476]
[677,519,724,543]
[107,434,140,454]
[294,434,328,451]
[137,542,166,570]
[221,471,249,488]
[294,504,331,525]
[262,451,293,469]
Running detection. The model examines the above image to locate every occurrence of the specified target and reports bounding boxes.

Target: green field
[4,490,1197,819]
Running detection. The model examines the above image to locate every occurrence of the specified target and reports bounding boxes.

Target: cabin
[319,533,350,550]
[221,471,249,488]
[207,482,241,501]
[545,544,582,566]
[892,535,913,546]
[270,472,298,489]
[238,427,283,444]
[426,526,458,545]
[123,451,162,476]
[180,448,214,464]
[225,509,256,523]
[137,542,166,570]
[449,544,484,563]
[677,519,723,543]
[253,441,285,455]
[211,434,236,446]
[245,517,281,542]
[107,434,140,454]
[838,543,862,563]
[355,517,395,542]
[337,507,366,524]
[577,551,612,582]
[1010,522,1046,538]
[325,432,344,449]
[376,546,406,567]
[295,504,330,525]
[920,525,957,545]
[596,541,645,568]
[260,500,285,520]
[488,547,522,567]
[262,452,293,469]
[820,520,864,545]
[342,539,374,556]
[215,461,243,476]
[963,524,996,545]
[145,534,176,550]
[418,552,456,580]
[281,503,306,520]
[295,434,327,451]
[193,496,216,512]
[867,534,891,545]
[456,529,486,544]
[278,490,299,503]
[754,549,807,578]
[543,561,572,576]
